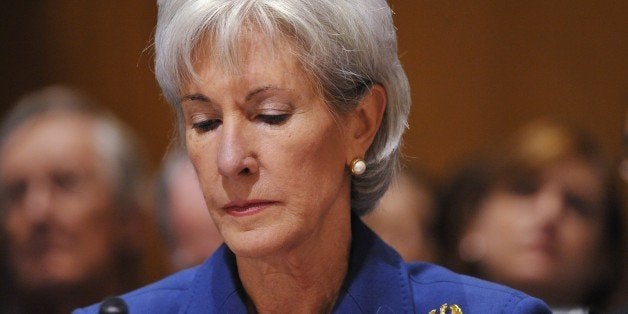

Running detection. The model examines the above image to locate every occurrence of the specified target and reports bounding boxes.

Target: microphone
[98,296,128,314]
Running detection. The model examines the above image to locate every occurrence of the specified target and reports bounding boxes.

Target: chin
[222,226,300,259]
[506,265,561,288]
[17,272,73,292]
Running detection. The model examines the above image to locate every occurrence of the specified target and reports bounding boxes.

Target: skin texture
[460,157,606,306]
[0,113,125,308]
[180,31,385,312]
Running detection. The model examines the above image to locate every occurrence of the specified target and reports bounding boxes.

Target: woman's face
[0,114,122,292]
[461,157,606,303]
[181,35,355,258]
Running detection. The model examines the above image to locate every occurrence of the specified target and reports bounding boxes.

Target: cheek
[4,211,28,244]
[274,115,345,172]
[186,139,222,210]
[63,205,122,270]
[270,133,343,204]
[468,196,531,252]
[59,191,110,223]
[560,218,604,255]
[54,188,119,249]
[475,198,521,235]
[280,127,348,211]
[187,139,213,172]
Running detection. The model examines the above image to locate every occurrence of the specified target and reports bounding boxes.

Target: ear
[345,84,387,162]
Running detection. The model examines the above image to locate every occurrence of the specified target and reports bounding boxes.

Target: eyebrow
[245,85,284,101]
[180,85,287,104]
[180,93,210,103]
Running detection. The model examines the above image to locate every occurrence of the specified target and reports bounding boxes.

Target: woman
[77,1,550,312]
[437,119,625,313]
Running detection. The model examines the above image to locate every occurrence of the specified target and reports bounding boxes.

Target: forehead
[547,158,604,197]
[0,113,101,176]
[202,21,293,66]
[186,29,313,91]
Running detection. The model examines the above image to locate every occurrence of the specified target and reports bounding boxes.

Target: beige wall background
[1,1,626,181]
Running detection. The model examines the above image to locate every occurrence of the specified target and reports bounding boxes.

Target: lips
[222,200,277,216]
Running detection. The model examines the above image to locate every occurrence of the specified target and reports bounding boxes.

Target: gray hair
[0,85,147,216]
[154,0,411,215]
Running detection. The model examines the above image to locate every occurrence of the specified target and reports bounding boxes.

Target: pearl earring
[350,158,366,176]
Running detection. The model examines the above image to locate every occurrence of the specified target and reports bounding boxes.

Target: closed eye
[192,119,222,133]
[258,114,290,125]
[53,171,80,192]
[565,193,595,217]
[3,181,27,205]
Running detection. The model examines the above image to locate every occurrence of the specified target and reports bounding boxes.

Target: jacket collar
[334,212,414,312]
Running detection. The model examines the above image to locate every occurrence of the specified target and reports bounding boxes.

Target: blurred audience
[155,147,223,271]
[362,167,437,262]
[436,119,625,312]
[0,86,154,313]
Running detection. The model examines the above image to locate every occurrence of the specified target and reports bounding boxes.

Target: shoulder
[406,262,551,313]
[73,266,200,314]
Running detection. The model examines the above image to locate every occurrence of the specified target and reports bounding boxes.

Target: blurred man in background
[0,86,153,313]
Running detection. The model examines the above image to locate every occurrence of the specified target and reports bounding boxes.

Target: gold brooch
[428,303,462,314]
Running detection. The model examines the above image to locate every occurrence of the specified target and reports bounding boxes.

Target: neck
[237,209,352,313]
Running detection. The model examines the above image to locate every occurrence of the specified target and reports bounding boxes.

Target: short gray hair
[0,85,146,216]
[154,0,411,215]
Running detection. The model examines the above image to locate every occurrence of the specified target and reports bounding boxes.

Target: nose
[216,118,259,179]
[23,182,54,224]
[534,184,564,223]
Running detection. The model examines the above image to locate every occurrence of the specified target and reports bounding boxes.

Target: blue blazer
[75,215,550,313]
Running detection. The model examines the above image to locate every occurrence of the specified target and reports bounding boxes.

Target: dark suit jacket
[75,215,550,313]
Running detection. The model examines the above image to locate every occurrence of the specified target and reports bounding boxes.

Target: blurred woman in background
[437,119,625,313]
